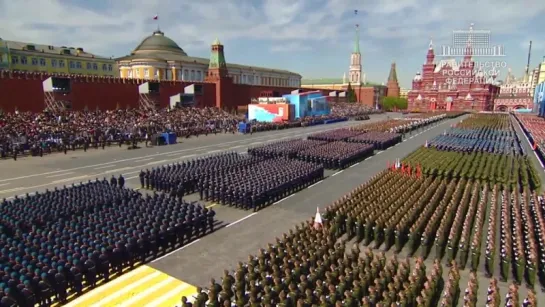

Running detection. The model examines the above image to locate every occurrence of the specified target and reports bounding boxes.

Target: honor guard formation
[1,111,545,307]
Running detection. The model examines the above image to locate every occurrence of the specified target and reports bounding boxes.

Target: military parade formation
[197,158,324,211]
[0,180,215,306]
[345,132,402,150]
[181,113,541,307]
[428,115,524,155]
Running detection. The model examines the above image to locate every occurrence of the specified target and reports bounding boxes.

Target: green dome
[133,30,187,56]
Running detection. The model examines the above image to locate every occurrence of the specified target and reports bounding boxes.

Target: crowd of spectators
[329,103,381,118]
[514,114,545,166]
[0,102,384,160]
[0,107,242,159]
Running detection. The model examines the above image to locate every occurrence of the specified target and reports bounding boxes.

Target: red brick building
[407,40,499,112]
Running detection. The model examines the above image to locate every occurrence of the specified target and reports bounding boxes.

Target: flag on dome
[153,15,158,20]
[313,207,323,230]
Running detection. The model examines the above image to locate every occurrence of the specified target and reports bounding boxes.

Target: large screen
[181,94,195,106]
[52,78,71,92]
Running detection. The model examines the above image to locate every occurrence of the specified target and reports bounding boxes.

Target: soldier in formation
[188,217,443,307]
[0,180,215,306]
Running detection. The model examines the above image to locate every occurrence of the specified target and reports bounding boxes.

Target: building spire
[353,9,360,54]
[354,24,360,54]
[388,62,398,82]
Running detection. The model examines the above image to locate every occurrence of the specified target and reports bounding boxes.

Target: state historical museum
[408,40,499,112]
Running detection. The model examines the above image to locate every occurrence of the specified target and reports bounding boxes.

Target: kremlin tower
[386,62,400,97]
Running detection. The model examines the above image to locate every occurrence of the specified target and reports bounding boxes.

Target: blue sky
[1,0,545,88]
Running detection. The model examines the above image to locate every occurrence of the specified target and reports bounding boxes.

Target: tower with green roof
[205,38,232,108]
[206,38,228,79]
[348,24,365,85]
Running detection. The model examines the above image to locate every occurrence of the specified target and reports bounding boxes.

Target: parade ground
[2,113,544,306]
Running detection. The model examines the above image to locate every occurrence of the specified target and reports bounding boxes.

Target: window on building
[92,63,98,70]
[183,69,189,80]
[191,70,195,80]
[31,58,38,66]
[86,62,92,70]
[39,58,46,66]
[11,56,19,65]
[20,56,27,65]
[196,71,201,81]
[108,64,113,71]
[128,70,133,78]
[51,59,57,67]
[59,60,65,68]
[166,70,173,80]
[177,69,182,80]
[154,69,160,79]
[76,62,82,69]
[102,64,107,71]
[144,68,150,78]
[135,69,140,78]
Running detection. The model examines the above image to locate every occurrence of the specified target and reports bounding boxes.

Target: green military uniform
[500,257,510,281]
[515,257,524,283]
[346,215,354,238]
[364,221,373,245]
[458,245,468,268]
[356,218,364,242]
[395,227,405,252]
[469,244,478,270]
[528,261,537,287]
[485,250,494,276]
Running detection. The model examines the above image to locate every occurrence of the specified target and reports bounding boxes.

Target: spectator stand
[0,107,241,160]
[514,113,545,168]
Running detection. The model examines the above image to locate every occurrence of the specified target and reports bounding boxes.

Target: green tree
[397,97,408,110]
[381,97,408,111]
[346,82,357,103]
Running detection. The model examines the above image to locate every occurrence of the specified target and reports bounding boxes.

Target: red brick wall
[70,77,140,111]
[1,71,342,113]
[0,74,44,112]
[0,72,218,112]
[355,87,375,107]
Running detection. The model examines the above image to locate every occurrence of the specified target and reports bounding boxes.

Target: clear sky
[1,0,544,88]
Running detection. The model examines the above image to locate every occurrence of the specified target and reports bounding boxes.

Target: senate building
[116,30,301,88]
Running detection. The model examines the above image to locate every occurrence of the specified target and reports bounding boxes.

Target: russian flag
[153,15,158,20]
